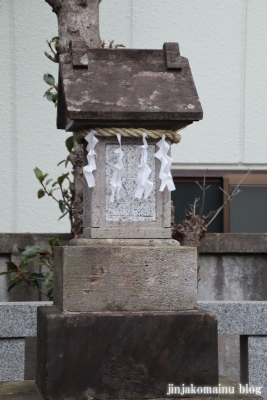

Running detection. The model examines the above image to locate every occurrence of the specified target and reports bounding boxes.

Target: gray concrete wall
[198,233,267,382]
[198,234,267,301]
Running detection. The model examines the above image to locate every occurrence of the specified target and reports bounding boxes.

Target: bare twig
[199,170,211,218]
[44,51,58,63]
[205,170,250,228]
[193,198,200,216]
[41,182,60,204]
[47,39,56,55]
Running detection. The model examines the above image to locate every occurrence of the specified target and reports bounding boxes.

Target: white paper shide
[83,130,98,188]
[110,134,124,202]
[135,132,154,200]
[155,134,175,192]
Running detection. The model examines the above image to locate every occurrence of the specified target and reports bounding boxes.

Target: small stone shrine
[36,41,218,399]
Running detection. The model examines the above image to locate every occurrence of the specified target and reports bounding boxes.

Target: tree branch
[199,170,211,218]
[205,170,250,228]
[44,51,59,63]
[193,198,199,216]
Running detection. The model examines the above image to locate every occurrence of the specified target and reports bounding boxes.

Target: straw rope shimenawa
[75,127,182,144]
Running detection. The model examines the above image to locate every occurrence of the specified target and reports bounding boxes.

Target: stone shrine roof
[57,41,203,131]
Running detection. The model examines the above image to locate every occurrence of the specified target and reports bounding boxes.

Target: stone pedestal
[53,240,197,312]
[36,239,219,399]
[36,136,218,399]
[36,307,218,400]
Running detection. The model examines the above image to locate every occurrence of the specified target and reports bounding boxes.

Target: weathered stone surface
[247,337,267,399]
[0,381,41,400]
[0,302,51,338]
[199,301,267,335]
[0,339,24,382]
[83,136,171,239]
[84,227,172,238]
[53,245,197,312]
[1,378,265,400]
[199,233,267,253]
[69,238,180,247]
[198,254,267,301]
[59,44,203,131]
[36,307,218,400]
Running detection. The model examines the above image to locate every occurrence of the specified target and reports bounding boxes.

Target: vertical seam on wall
[240,0,248,164]
[9,0,17,232]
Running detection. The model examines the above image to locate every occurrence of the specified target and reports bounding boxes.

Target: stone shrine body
[36,41,218,400]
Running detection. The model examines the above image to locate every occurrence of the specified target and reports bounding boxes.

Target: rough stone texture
[248,337,267,399]
[1,379,265,400]
[199,301,267,335]
[83,136,171,239]
[198,254,267,301]
[25,337,37,381]
[59,44,203,131]
[0,302,51,338]
[1,300,266,385]
[106,144,156,222]
[53,245,197,312]
[0,381,41,400]
[69,238,180,247]
[199,233,267,253]
[218,335,240,384]
[198,234,267,382]
[0,339,25,382]
[84,227,172,239]
[36,307,218,400]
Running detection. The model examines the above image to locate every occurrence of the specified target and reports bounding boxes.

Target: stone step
[0,378,264,400]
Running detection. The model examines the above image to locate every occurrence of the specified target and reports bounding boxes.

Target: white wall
[1,0,266,233]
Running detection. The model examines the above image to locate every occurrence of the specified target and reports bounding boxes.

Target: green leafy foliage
[34,167,44,181]
[8,279,23,291]
[51,36,60,47]
[38,189,45,199]
[43,73,55,86]
[58,200,66,213]
[43,67,58,107]
[34,136,75,230]
[6,262,18,272]
[2,238,65,300]
[65,136,74,152]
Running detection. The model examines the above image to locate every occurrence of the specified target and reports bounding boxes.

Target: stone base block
[247,336,267,398]
[0,339,25,382]
[36,307,218,400]
[53,242,197,312]
[83,227,172,239]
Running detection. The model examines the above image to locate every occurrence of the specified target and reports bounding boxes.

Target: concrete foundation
[36,306,218,400]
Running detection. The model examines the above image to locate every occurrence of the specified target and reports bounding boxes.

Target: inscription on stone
[106,144,156,221]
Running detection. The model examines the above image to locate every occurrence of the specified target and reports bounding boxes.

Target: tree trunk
[45,0,100,50]
[45,0,100,238]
